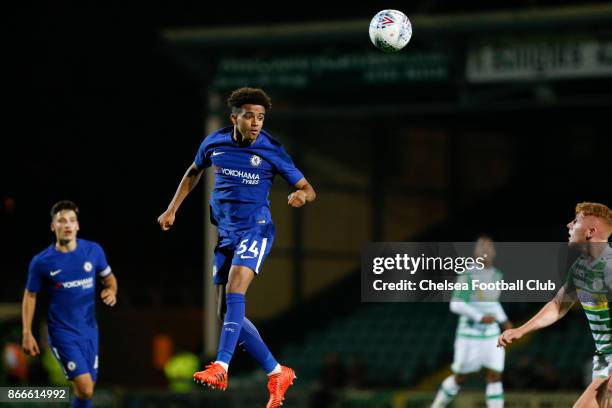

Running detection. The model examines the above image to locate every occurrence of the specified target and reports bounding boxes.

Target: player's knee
[454,374,466,384]
[226,282,243,294]
[226,266,254,293]
[74,384,94,400]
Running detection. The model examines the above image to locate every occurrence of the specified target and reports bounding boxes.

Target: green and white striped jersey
[569,245,612,355]
[451,267,507,339]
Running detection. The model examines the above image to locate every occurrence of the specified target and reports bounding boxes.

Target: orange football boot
[193,362,228,390]
[266,365,296,408]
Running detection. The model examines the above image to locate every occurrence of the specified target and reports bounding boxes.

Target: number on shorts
[236,239,260,258]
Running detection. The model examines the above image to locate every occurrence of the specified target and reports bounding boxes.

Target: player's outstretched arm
[498,283,576,347]
[288,178,316,208]
[101,273,118,307]
[21,290,40,356]
[158,162,205,230]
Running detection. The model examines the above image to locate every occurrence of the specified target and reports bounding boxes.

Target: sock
[214,361,229,372]
[71,396,92,408]
[432,375,460,408]
[216,293,246,365]
[237,317,279,374]
[486,381,504,408]
[268,364,281,376]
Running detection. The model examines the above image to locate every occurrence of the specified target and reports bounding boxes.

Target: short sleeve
[272,145,304,186]
[194,138,212,169]
[25,256,43,293]
[94,244,112,278]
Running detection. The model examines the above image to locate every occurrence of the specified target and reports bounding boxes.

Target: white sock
[214,361,229,372]
[267,363,281,376]
[432,375,460,408]
[486,381,504,408]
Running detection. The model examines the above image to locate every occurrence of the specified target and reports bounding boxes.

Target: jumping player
[157,87,316,408]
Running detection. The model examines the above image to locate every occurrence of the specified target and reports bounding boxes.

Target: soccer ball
[369,10,412,53]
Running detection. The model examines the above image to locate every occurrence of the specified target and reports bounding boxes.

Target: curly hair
[576,202,612,226]
[227,87,272,111]
[50,200,79,219]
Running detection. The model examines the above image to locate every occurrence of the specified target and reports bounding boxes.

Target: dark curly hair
[50,200,79,220]
[227,87,272,112]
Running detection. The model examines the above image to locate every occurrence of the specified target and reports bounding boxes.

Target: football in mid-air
[369,9,412,53]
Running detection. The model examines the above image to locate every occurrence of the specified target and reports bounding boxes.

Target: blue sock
[216,293,246,365]
[238,318,278,374]
[71,396,92,408]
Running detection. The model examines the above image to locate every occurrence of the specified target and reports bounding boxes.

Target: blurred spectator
[164,350,199,392]
[4,343,27,383]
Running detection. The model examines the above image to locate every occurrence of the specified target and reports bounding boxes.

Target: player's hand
[501,320,514,331]
[157,209,176,231]
[22,332,40,356]
[498,328,523,348]
[101,288,117,307]
[480,314,497,324]
[288,190,307,208]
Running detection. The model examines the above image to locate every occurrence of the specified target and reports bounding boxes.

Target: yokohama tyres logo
[58,277,94,289]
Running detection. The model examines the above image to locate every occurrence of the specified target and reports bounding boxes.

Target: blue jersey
[195,126,304,232]
[25,239,111,340]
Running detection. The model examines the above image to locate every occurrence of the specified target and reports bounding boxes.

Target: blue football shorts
[49,334,98,381]
[213,223,275,285]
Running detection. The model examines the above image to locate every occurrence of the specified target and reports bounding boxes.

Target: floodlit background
[2,1,612,406]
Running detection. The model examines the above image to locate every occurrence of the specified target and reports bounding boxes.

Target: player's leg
[573,377,609,408]
[229,301,298,408]
[432,373,466,408]
[216,265,255,364]
[575,355,612,408]
[226,272,296,408]
[228,224,295,408]
[194,243,233,389]
[216,224,274,371]
[194,265,254,389]
[432,337,477,407]
[215,282,281,375]
[71,373,94,407]
[215,281,279,374]
[49,340,95,407]
[485,370,504,408]
[484,337,505,408]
